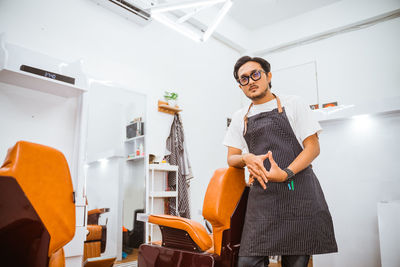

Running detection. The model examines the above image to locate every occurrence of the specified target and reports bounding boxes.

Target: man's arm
[287,133,320,174]
[266,133,320,182]
[227,146,269,189]
[227,146,245,168]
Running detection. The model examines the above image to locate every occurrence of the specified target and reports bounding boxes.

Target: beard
[246,85,269,101]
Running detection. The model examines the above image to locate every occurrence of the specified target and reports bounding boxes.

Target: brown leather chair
[0,141,76,267]
[138,167,249,267]
[84,208,109,260]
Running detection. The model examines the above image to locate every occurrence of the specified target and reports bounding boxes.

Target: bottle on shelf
[136,144,140,156]
[139,143,144,156]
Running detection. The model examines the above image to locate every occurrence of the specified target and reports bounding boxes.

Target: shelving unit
[146,163,179,242]
[125,134,145,161]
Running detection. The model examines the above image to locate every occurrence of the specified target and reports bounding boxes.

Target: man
[224,56,337,267]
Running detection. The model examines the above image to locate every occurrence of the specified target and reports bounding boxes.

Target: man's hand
[265,151,287,182]
[227,147,290,188]
[247,174,255,186]
[242,153,269,189]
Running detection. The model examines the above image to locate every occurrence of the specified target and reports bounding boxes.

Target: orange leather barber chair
[84,208,110,260]
[138,167,249,267]
[0,141,76,267]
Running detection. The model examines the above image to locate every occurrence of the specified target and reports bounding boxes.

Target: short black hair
[233,56,272,88]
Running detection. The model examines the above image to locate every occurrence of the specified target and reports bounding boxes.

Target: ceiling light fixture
[202,0,232,41]
[150,0,233,42]
[177,4,213,24]
[152,13,202,42]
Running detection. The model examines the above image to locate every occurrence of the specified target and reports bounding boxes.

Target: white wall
[0,82,78,168]
[313,112,400,267]
[264,17,400,109]
[249,0,400,53]
[0,0,241,231]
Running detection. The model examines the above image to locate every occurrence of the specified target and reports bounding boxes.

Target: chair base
[138,243,218,267]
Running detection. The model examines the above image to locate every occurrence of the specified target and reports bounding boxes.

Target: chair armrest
[149,214,212,251]
[86,225,102,241]
[88,208,109,216]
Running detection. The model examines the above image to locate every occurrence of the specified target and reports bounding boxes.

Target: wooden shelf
[158,100,182,115]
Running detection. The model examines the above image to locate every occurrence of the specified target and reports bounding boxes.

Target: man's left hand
[265,151,288,182]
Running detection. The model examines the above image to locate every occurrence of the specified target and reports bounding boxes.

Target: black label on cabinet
[20,65,75,85]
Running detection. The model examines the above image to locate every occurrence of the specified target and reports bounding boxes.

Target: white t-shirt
[223,95,322,153]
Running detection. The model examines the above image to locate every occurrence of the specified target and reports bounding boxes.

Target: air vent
[92,0,152,26]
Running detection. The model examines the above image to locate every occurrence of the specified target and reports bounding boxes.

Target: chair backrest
[202,167,245,255]
[0,141,76,256]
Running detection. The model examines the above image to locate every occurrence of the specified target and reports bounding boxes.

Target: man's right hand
[242,153,269,189]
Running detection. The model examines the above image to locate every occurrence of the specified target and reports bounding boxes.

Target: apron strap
[243,94,282,136]
[243,103,253,136]
[272,93,283,113]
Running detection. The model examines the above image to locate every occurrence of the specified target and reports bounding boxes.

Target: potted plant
[164,91,178,107]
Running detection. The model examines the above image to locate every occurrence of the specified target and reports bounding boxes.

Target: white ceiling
[228,0,341,30]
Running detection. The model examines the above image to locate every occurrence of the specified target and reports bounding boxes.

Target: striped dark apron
[239,96,338,256]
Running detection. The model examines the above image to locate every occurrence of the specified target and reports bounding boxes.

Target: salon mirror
[85,81,146,261]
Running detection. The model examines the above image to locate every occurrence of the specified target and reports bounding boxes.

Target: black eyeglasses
[237,70,266,86]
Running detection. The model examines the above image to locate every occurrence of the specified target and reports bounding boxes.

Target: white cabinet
[378,200,400,267]
[146,164,179,242]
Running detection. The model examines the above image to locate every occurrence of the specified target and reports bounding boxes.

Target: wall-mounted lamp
[85,149,124,167]
[98,158,109,164]
[351,114,374,133]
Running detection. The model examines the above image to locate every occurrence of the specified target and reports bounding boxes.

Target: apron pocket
[276,174,316,219]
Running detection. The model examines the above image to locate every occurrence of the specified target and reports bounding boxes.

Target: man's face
[237,61,271,101]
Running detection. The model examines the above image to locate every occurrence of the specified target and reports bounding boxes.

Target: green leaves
[164,91,178,100]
